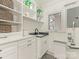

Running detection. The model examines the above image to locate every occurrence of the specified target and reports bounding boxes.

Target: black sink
[29,32,49,38]
[29,32,38,35]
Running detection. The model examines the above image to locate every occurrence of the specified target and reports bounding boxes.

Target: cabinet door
[26,37,37,59]
[53,42,66,59]
[41,36,48,56]
[18,37,37,59]
[18,39,27,59]
[37,36,48,59]
[0,42,17,59]
[0,53,17,59]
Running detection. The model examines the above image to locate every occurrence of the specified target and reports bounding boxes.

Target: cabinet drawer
[0,42,17,54]
[0,52,17,59]
[18,39,26,47]
[27,37,36,44]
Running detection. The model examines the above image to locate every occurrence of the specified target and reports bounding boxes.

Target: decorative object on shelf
[37,8,43,16]
[37,8,43,21]
[23,0,32,8]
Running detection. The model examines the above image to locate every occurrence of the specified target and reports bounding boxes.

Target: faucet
[35,28,39,34]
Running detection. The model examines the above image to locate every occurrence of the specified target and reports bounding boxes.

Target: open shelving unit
[0,19,21,25]
[0,4,22,15]
[0,0,44,36]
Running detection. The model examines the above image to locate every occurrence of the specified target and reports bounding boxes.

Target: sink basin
[29,32,49,38]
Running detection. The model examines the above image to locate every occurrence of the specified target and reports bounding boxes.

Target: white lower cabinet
[53,42,66,59]
[37,36,48,59]
[26,37,37,59]
[67,48,79,59]
[18,37,37,59]
[0,36,48,59]
[18,39,27,59]
[0,42,17,59]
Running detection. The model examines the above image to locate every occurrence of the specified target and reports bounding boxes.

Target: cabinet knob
[0,57,2,59]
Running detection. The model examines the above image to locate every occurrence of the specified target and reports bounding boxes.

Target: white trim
[47,51,54,56]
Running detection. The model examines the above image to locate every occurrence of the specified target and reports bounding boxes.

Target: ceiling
[35,0,61,7]
[36,0,50,3]
[35,0,51,6]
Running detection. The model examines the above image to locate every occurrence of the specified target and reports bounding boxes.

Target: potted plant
[37,8,43,21]
[24,0,32,8]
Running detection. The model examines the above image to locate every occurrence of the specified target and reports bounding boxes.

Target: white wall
[39,0,78,31]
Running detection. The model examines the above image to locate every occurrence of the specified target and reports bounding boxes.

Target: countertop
[0,32,34,45]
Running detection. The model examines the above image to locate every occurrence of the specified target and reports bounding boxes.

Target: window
[48,12,61,32]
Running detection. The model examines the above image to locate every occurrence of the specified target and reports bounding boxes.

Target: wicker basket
[0,0,14,8]
[0,0,14,32]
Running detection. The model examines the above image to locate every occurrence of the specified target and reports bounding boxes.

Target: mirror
[67,6,79,28]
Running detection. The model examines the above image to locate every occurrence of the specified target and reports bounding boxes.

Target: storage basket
[0,0,14,8]
[0,0,14,32]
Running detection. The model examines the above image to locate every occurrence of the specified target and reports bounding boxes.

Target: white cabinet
[37,36,48,59]
[53,41,66,59]
[67,48,79,59]
[48,33,66,59]
[0,36,37,59]
[0,42,17,59]
[18,39,27,59]
[18,37,37,59]
[26,37,37,59]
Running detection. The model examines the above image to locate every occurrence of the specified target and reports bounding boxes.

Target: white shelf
[23,15,44,24]
[0,4,22,15]
[0,19,21,25]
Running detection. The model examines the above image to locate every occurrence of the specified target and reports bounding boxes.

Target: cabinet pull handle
[0,57,2,59]
[0,36,7,38]
[0,50,2,52]
[44,41,47,44]
[27,43,32,47]
[27,40,32,42]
